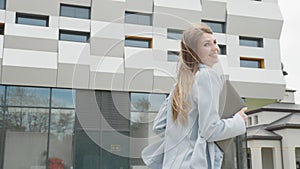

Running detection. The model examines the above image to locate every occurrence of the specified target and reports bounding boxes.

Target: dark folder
[216,80,246,154]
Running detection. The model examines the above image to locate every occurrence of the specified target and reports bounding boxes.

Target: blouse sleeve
[152,94,170,137]
[194,68,246,142]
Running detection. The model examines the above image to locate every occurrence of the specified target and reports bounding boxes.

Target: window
[59,30,90,43]
[248,116,252,126]
[254,115,258,124]
[16,13,49,27]
[239,36,263,47]
[0,0,5,9]
[240,57,264,68]
[167,51,179,62]
[202,20,226,33]
[125,11,152,26]
[60,4,91,19]
[167,28,183,40]
[0,23,4,35]
[219,45,226,55]
[296,148,300,169]
[125,36,152,48]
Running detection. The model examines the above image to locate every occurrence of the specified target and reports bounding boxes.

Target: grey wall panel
[76,89,101,130]
[125,0,153,13]
[60,0,91,7]
[201,0,226,21]
[153,76,176,93]
[89,72,124,91]
[57,63,90,89]
[153,6,202,29]
[6,0,59,16]
[2,65,57,87]
[124,68,153,92]
[91,0,125,22]
[0,59,2,84]
[4,35,58,52]
[97,91,130,131]
[90,37,124,58]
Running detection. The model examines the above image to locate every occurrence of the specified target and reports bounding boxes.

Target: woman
[142,23,248,169]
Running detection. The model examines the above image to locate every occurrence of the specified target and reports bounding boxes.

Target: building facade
[247,90,300,169]
[0,0,285,169]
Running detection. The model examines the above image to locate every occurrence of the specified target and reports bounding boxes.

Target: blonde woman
[142,23,248,169]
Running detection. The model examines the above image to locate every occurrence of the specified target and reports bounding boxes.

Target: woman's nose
[215,44,220,53]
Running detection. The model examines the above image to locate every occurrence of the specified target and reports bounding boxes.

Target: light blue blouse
[142,64,246,169]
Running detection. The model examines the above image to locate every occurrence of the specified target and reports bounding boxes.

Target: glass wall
[0,86,75,169]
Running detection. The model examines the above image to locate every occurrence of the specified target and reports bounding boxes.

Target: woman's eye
[204,43,209,46]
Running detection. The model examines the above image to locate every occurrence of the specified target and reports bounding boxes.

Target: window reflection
[52,89,75,108]
[7,86,50,107]
[6,108,49,132]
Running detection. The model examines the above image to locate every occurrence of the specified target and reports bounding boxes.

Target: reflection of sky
[130,93,166,111]
[52,89,75,108]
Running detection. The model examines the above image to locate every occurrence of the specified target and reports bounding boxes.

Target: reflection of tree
[5,87,75,139]
[131,98,150,138]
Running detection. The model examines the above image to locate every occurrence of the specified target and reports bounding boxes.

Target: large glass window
[125,37,152,48]
[16,13,49,27]
[202,20,226,33]
[167,28,183,40]
[130,93,166,167]
[239,36,263,48]
[60,4,91,19]
[125,11,152,26]
[59,30,90,43]
[0,86,75,169]
[240,57,264,68]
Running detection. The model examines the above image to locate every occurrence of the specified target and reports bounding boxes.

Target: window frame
[167,28,183,40]
[60,3,91,19]
[125,36,152,48]
[167,50,180,62]
[202,20,226,33]
[125,11,152,26]
[0,23,4,35]
[15,12,49,27]
[59,29,90,43]
[239,36,264,48]
[240,57,265,69]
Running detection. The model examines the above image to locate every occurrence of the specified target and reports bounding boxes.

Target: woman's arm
[194,68,246,142]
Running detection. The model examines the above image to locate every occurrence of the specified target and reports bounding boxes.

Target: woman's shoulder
[195,65,221,82]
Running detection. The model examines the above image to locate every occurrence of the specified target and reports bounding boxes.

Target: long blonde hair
[172,23,213,123]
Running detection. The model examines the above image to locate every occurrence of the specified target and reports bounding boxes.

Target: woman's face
[196,33,220,67]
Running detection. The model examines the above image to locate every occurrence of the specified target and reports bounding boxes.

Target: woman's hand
[236,107,248,122]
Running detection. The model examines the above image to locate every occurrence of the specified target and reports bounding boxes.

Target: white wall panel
[59,17,90,32]
[91,21,124,39]
[3,48,57,69]
[58,41,90,64]
[0,10,5,22]
[5,23,58,40]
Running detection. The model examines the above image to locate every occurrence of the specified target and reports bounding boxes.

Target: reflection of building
[247,90,300,169]
[0,0,285,169]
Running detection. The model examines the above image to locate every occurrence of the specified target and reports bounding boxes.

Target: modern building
[0,0,285,169]
[247,89,300,169]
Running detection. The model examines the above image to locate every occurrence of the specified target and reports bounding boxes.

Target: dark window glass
[7,86,50,107]
[52,89,75,108]
[202,20,226,33]
[60,4,91,19]
[130,93,166,112]
[16,13,49,27]
[59,30,90,43]
[219,45,227,55]
[240,58,264,68]
[0,23,4,35]
[125,37,151,48]
[125,11,152,26]
[0,86,4,106]
[167,51,179,62]
[239,36,263,47]
[0,0,6,9]
[167,29,183,40]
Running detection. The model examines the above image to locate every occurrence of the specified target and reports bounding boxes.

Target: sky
[278,0,300,104]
